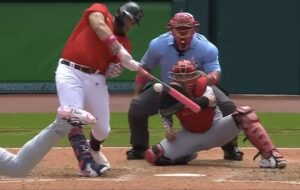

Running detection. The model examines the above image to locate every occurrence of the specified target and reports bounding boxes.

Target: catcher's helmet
[115,1,143,28]
[169,59,202,93]
[169,59,201,82]
[167,12,199,51]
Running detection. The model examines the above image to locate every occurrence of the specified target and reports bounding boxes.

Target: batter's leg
[0,118,72,177]
[85,76,111,168]
[127,86,160,160]
[212,85,244,161]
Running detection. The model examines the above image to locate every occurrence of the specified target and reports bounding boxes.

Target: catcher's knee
[145,144,173,166]
[218,101,236,116]
[232,106,259,129]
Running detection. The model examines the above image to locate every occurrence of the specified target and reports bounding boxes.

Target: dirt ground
[0,94,300,190]
[0,148,299,190]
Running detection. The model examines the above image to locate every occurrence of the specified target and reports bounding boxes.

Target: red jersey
[61,3,131,71]
[175,77,216,133]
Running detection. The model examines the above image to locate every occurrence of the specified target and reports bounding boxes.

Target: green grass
[0,112,299,148]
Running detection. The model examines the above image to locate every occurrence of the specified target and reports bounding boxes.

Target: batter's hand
[166,127,176,142]
[105,62,123,79]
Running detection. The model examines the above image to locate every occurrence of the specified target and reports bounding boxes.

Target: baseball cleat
[126,148,145,160]
[259,156,288,169]
[57,106,97,125]
[90,149,111,169]
[223,146,244,161]
[259,149,287,169]
[79,162,109,177]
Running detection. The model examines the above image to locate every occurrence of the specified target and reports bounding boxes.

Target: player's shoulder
[194,33,209,41]
[85,3,110,16]
[192,33,218,52]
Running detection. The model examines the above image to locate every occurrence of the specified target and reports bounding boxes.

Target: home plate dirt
[0,147,299,190]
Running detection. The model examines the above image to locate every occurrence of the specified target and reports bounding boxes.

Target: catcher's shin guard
[232,106,287,168]
[145,144,173,166]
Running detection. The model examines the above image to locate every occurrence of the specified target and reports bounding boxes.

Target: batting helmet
[167,12,199,51]
[115,1,143,28]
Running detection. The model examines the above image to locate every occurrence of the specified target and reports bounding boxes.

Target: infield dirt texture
[0,94,299,190]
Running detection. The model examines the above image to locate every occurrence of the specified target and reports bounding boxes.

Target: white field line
[214,179,300,185]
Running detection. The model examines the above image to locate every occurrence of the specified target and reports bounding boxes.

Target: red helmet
[167,12,199,51]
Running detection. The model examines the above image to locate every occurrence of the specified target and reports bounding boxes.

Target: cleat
[259,149,287,169]
[223,146,244,161]
[79,161,109,177]
[57,106,96,125]
[126,148,145,160]
[90,149,111,169]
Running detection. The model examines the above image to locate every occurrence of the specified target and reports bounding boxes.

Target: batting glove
[105,62,124,79]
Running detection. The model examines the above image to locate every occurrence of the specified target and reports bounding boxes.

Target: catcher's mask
[115,1,143,31]
[167,12,199,51]
[169,60,202,93]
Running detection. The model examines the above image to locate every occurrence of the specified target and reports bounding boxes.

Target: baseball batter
[145,60,287,169]
[56,1,143,176]
[127,12,243,161]
[0,107,108,177]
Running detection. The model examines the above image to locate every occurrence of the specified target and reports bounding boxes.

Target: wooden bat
[137,67,201,113]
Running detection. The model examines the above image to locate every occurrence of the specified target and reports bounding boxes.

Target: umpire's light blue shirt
[140,32,221,84]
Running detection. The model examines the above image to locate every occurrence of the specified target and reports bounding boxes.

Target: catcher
[145,59,287,169]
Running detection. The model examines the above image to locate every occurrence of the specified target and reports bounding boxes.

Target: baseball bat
[137,67,201,113]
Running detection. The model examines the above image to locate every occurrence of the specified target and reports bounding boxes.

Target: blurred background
[0,0,299,94]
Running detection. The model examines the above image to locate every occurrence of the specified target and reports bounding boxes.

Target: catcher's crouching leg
[145,144,197,166]
[232,106,287,169]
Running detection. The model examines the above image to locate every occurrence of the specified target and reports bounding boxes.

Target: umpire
[126,12,244,161]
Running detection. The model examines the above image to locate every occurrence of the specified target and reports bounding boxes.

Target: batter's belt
[60,59,105,75]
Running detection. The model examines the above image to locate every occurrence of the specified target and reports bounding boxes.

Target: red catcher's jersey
[61,3,131,71]
[175,77,215,133]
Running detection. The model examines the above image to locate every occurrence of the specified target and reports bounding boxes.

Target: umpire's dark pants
[128,85,238,151]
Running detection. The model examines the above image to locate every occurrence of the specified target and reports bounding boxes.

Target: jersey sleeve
[202,44,221,74]
[83,3,109,20]
[140,38,160,70]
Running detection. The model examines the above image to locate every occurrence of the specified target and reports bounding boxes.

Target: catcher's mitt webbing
[159,82,186,116]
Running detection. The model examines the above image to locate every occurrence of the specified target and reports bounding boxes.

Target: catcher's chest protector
[176,108,215,133]
[176,78,215,133]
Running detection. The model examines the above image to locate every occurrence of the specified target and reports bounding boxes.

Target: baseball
[153,83,163,92]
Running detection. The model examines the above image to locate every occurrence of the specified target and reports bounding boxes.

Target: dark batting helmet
[167,12,199,51]
[115,1,143,28]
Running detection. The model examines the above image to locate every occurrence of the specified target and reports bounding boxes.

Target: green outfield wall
[0,0,299,94]
[0,2,171,93]
[173,0,300,95]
